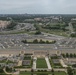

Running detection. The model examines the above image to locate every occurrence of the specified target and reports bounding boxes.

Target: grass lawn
[19,72,31,75]
[24,56,31,60]
[36,72,67,75]
[0,73,7,75]
[0,70,7,75]
[19,71,67,75]
[0,60,7,63]
[36,24,69,37]
[74,73,76,75]
[6,60,14,64]
[0,30,28,34]
[73,70,76,75]
[36,58,47,68]
[54,71,67,75]
[15,66,31,68]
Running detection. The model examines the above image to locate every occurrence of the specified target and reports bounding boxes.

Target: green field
[0,60,7,63]
[36,58,47,68]
[35,24,69,37]
[19,71,67,75]
[0,73,7,75]
[0,22,69,37]
[73,70,76,75]
[54,71,67,75]
[19,72,31,75]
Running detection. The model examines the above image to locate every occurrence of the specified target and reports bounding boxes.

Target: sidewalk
[45,57,52,70]
[32,57,37,70]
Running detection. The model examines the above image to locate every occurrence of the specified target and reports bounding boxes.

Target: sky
[0,0,76,14]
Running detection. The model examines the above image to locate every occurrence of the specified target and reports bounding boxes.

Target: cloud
[0,0,76,14]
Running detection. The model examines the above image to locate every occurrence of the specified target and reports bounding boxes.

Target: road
[69,22,74,33]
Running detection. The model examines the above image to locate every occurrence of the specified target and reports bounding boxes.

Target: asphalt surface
[0,33,76,51]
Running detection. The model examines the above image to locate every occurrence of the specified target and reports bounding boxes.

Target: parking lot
[0,34,76,50]
[56,38,76,49]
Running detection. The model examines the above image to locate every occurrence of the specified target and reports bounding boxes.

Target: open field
[20,71,67,75]
[0,22,69,37]
[20,72,31,75]
[36,58,47,68]
[35,24,69,37]
[0,73,7,75]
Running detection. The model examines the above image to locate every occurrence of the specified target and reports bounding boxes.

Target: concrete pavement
[45,57,52,70]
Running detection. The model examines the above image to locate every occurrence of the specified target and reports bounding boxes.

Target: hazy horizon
[0,0,76,14]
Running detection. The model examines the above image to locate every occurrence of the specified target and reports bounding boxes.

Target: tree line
[22,39,56,44]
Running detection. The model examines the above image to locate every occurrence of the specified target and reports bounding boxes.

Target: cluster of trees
[34,24,40,30]
[37,70,47,72]
[6,21,17,30]
[0,66,14,74]
[35,31,41,35]
[70,33,76,37]
[51,68,75,75]
[31,69,55,75]
[51,55,58,59]
[24,56,31,60]
[67,67,75,75]
[0,66,4,73]
[42,23,67,31]
[0,17,8,21]
[22,39,56,44]
[6,66,13,72]
[72,64,76,68]
[62,53,76,58]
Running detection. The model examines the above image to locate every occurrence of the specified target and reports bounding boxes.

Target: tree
[35,31,41,35]
[66,53,69,58]
[67,67,73,75]
[51,69,54,75]
[34,24,40,30]
[7,21,17,30]
[52,40,56,44]
[74,53,76,58]
[33,39,38,43]
[52,74,55,75]
[72,64,76,68]
[46,40,50,44]
[61,54,66,58]
[51,69,54,72]
[0,66,3,73]
[39,39,45,44]
[6,67,12,72]
[31,69,34,72]
[70,33,76,37]
[70,53,73,58]
[22,40,27,43]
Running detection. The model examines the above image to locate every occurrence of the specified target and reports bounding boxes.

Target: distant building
[71,18,76,23]
[24,19,34,22]
[34,18,42,21]
[51,17,59,23]
[15,23,36,31]
[0,20,11,29]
